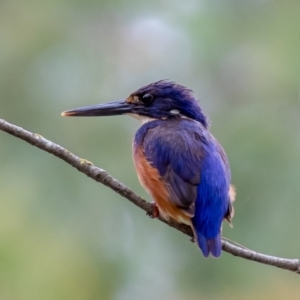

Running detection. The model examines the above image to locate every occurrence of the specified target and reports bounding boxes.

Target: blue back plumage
[191,139,230,257]
[134,118,231,257]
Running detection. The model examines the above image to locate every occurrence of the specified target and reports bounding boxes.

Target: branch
[0,117,299,274]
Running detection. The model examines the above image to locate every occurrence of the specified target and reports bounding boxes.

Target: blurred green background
[1,0,300,299]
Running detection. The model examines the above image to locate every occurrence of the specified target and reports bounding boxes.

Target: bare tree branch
[0,117,299,274]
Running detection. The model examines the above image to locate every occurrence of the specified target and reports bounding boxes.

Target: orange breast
[133,146,191,225]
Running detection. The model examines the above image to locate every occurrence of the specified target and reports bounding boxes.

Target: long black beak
[61,100,134,117]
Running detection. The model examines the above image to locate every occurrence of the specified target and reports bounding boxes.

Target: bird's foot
[147,202,159,219]
[190,236,195,243]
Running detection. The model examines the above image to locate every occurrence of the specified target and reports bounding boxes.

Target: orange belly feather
[133,146,191,225]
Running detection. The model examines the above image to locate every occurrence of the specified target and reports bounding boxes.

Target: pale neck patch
[127,111,197,125]
[170,110,195,122]
[170,109,180,115]
[127,113,156,125]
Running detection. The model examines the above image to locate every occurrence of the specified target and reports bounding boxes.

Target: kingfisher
[62,80,235,258]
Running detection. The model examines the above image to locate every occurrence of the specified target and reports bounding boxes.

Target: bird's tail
[196,232,222,258]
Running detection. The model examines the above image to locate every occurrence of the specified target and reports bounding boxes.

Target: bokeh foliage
[0,0,300,299]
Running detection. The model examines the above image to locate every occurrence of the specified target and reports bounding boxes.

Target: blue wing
[137,118,231,257]
[192,136,231,257]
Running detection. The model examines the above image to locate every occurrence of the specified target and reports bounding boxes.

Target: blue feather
[191,139,230,257]
[198,234,222,258]
[135,118,231,257]
[135,119,204,211]
[133,80,209,127]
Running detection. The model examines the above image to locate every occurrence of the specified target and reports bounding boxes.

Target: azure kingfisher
[62,80,235,258]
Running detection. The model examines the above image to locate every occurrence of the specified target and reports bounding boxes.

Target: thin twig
[0,117,299,274]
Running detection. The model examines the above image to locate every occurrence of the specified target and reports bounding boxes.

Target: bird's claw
[147,202,159,218]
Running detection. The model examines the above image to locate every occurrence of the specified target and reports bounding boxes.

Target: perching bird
[62,80,235,258]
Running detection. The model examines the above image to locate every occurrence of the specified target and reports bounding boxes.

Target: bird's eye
[141,93,154,105]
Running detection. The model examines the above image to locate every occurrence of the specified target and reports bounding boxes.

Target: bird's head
[62,80,208,127]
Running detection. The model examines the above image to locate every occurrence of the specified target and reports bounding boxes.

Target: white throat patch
[127,113,156,125]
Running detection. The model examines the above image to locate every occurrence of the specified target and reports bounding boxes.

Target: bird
[62,80,235,258]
